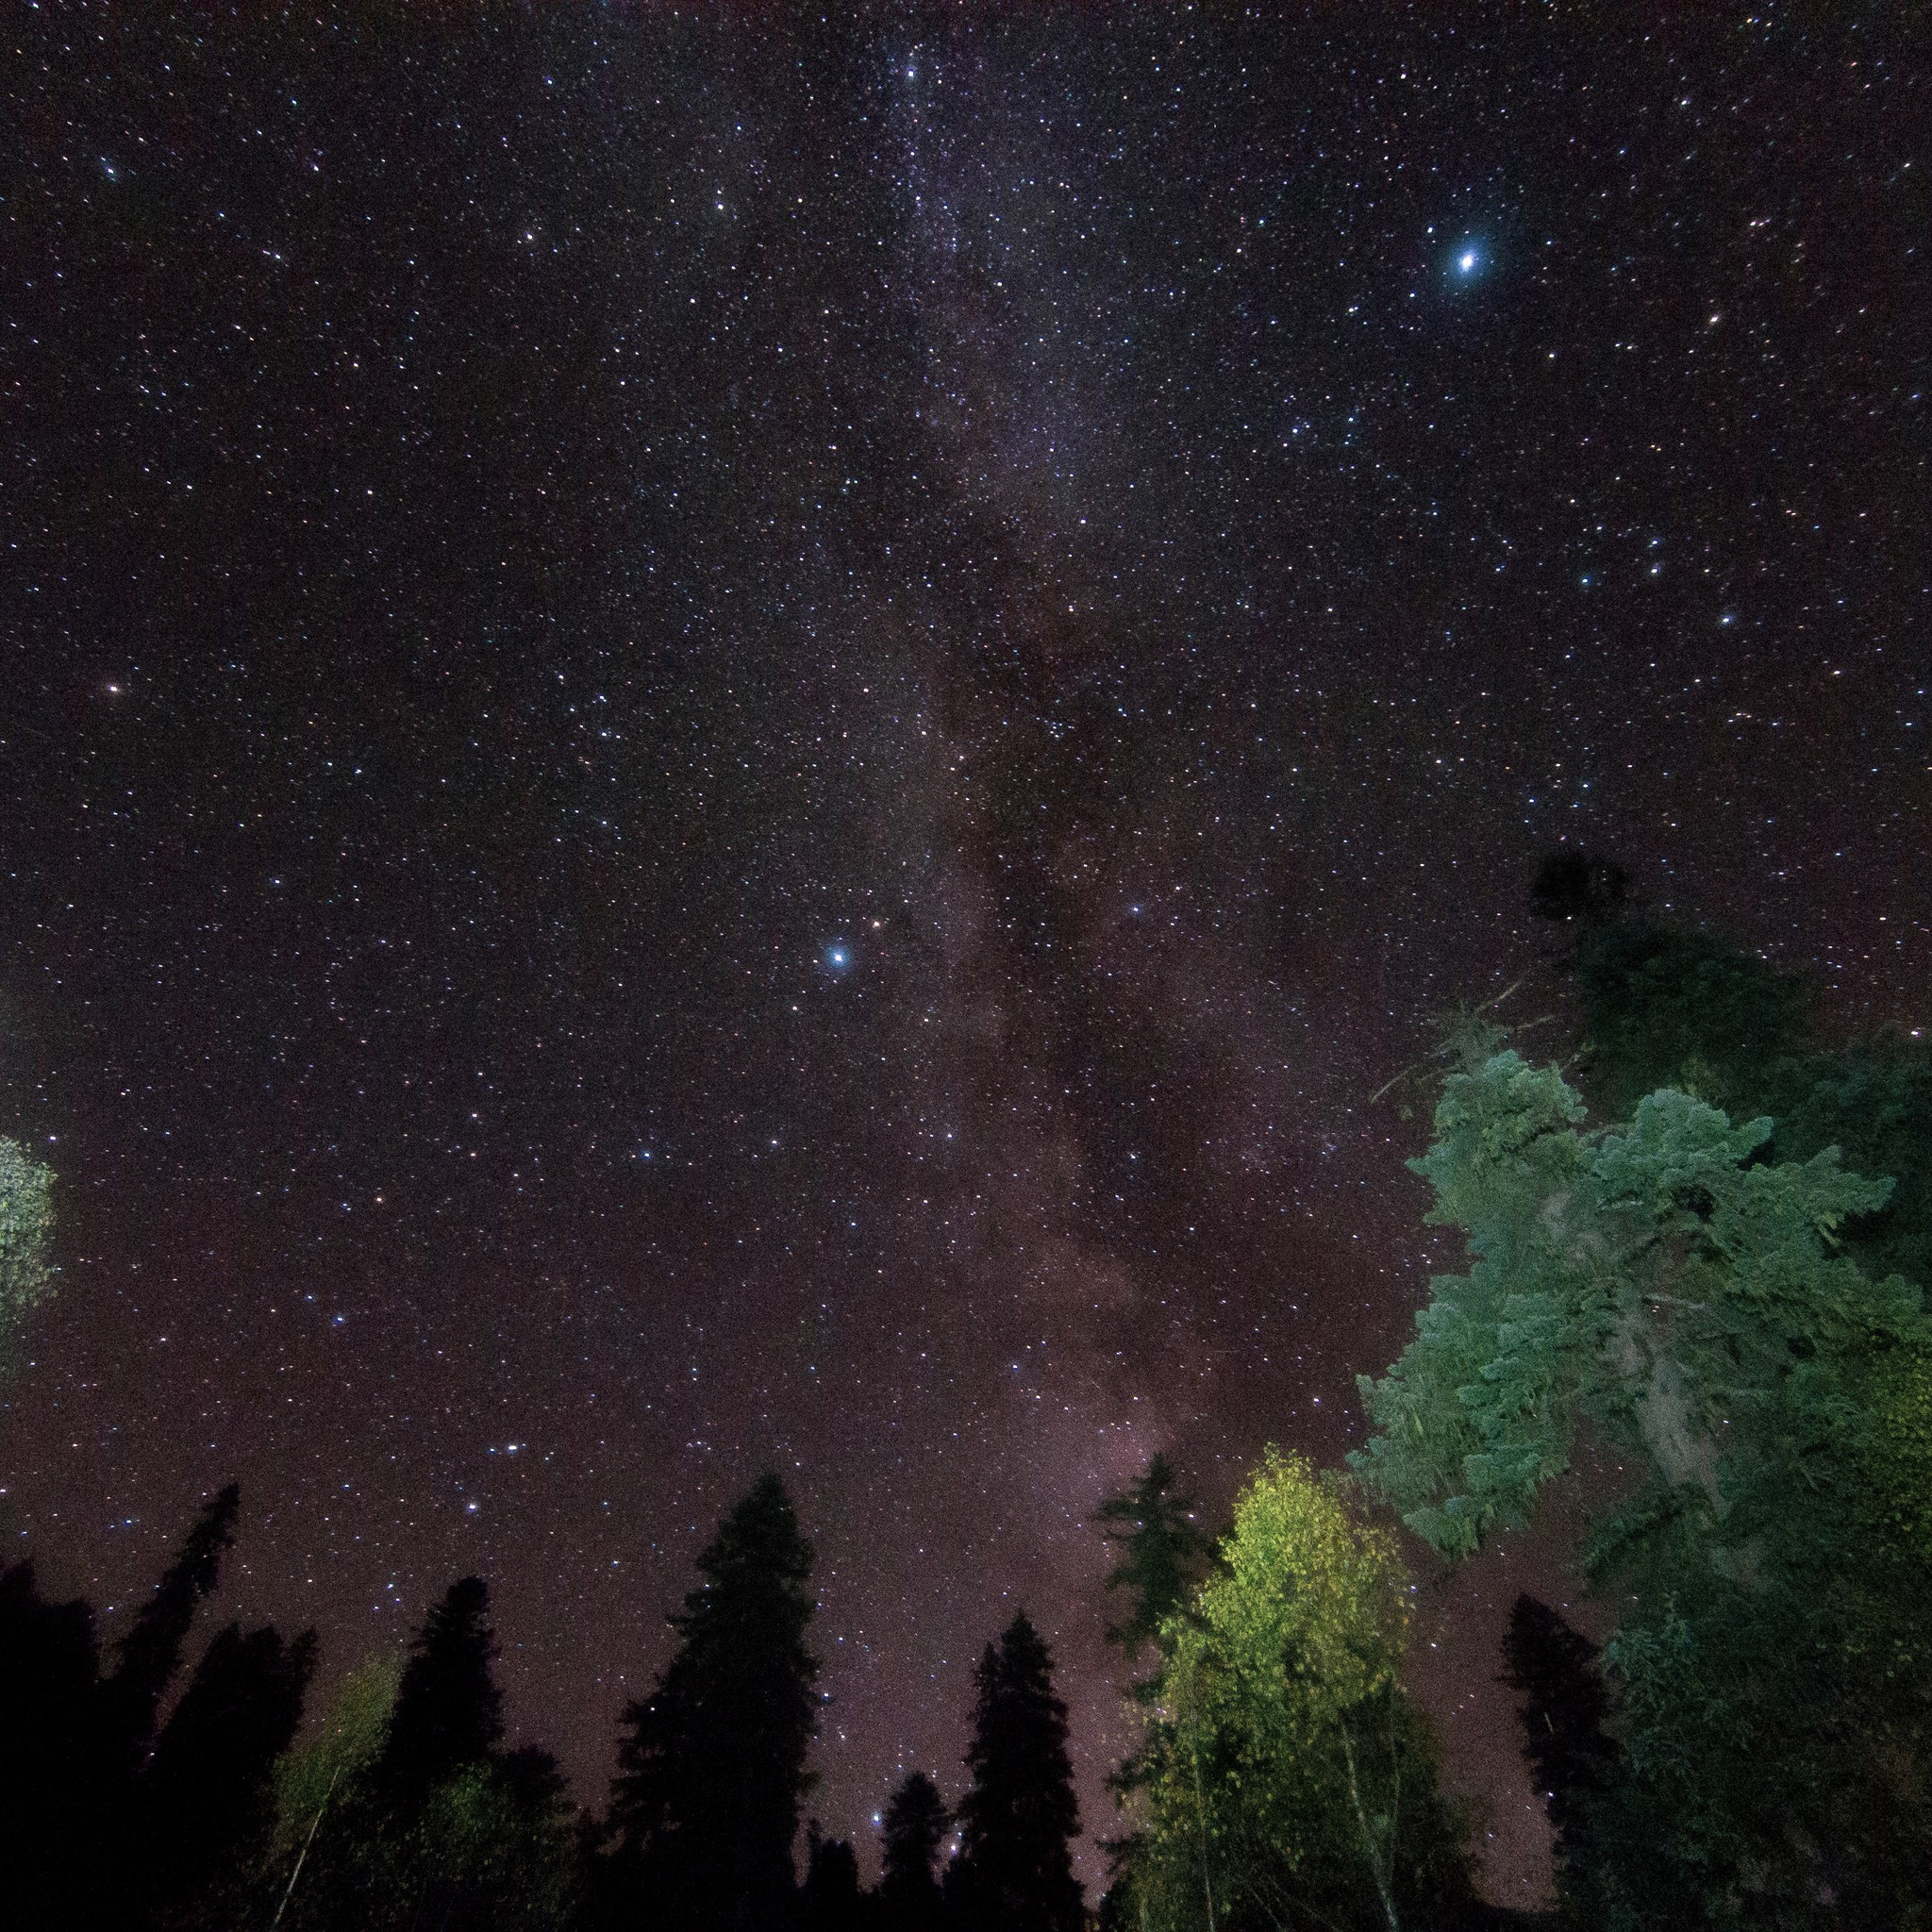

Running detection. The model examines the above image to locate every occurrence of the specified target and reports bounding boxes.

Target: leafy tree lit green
[266,1584,575,1932]
[0,1132,54,1358]
[1124,1451,1470,1932]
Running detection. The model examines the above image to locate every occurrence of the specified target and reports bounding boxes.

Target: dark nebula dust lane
[2,8,1924,1906]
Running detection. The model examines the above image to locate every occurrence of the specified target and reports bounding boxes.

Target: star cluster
[2,8,1924,1907]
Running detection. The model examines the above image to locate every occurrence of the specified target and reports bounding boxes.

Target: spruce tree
[0,1560,108,1925]
[948,1612,1083,1932]
[878,1772,950,1931]
[100,1482,241,1769]
[1353,1048,1932,1923]
[378,1574,505,1808]
[140,1621,317,1926]
[604,1472,819,1932]
[1096,1454,1208,1665]
[801,1823,873,1932]
[1501,1595,1617,1914]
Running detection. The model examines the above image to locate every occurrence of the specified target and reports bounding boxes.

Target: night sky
[3,5,1925,1908]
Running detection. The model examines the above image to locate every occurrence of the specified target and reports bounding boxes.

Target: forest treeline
[2,864,1928,1931]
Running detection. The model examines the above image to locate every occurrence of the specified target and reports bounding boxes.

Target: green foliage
[1124,1451,1470,1932]
[1351,1052,1915,1572]
[1862,1336,1932,1564]
[0,1133,54,1357]
[1574,923,1812,1122]
[1574,918,1932,1292]
[1354,1049,1932,1925]
[266,1602,576,1932]
[271,1657,399,1863]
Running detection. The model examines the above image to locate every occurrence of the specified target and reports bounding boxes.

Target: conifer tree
[948,1612,1083,1932]
[1501,1596,1617,1914]
[878,1770,951,1928]
[377,1574,505,1809]
[604,1472,819,1932]
[141,1621,317,1926]
[1096,1455,1208,1665]
[1353,1048,1932,1924]
[101,1482,241,1769]
[801,1823,874,1932]
[0,1559,108,1925]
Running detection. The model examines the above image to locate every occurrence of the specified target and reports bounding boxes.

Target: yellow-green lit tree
[1124,1451,1469,1932]
[0,1134,53,1360]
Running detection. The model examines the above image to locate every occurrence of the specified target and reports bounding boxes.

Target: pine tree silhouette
[378,1574,505,1809]
[878,1770,950,1930]
[0,1560,108,1924]
[141,1621,318,1926]
[947,1613,1082,1932]
[802,1822,873,1932]
[100,1482,241,1770]
[605,1472,819,1932]
[1096,1454,1207,1663]
[1502,1595,1620,1870]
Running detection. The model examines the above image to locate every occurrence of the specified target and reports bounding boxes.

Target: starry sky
[3,5,1926,1908]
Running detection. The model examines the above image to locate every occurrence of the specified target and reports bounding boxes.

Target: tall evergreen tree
[101,1482,241,1769]
[878,1772,950,1931]
[947,1612,1083,1932]
[0,1485,323,1930]
[140,1621,317,1927]
[884,1769,950,1924]
[1500,1596,1617,1909]
[0,1559,108,1924]
[270,1590,575,1932]
[1353,1048,1932,1924]
[801,1823,874,1932]
[604,1472,820,1932]
[1096,1455,1208,1665]
[378,1574,505,1809]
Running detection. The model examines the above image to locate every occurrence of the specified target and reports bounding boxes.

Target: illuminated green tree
[1351,1050,1932,1924]
[1128,1451,1469,1932]
[0,1134,53,1359]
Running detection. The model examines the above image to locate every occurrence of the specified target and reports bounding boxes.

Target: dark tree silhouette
[604,1472,819,1932]
[0,1485,322,1931]
[1095,1453,1208,1664]
[378,1574,505,1809]
[0,1560,109,1925]
[141,1621,318,1927]
[947,1613,1082,1932]
[1530,847,1628,929]
[1502,1594,1619,1870]
[878,1770,950,1929]
[100,1481,241,1770]
[801,1823,874,1932]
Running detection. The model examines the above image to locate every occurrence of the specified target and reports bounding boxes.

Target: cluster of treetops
[1,852,1928,1931]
